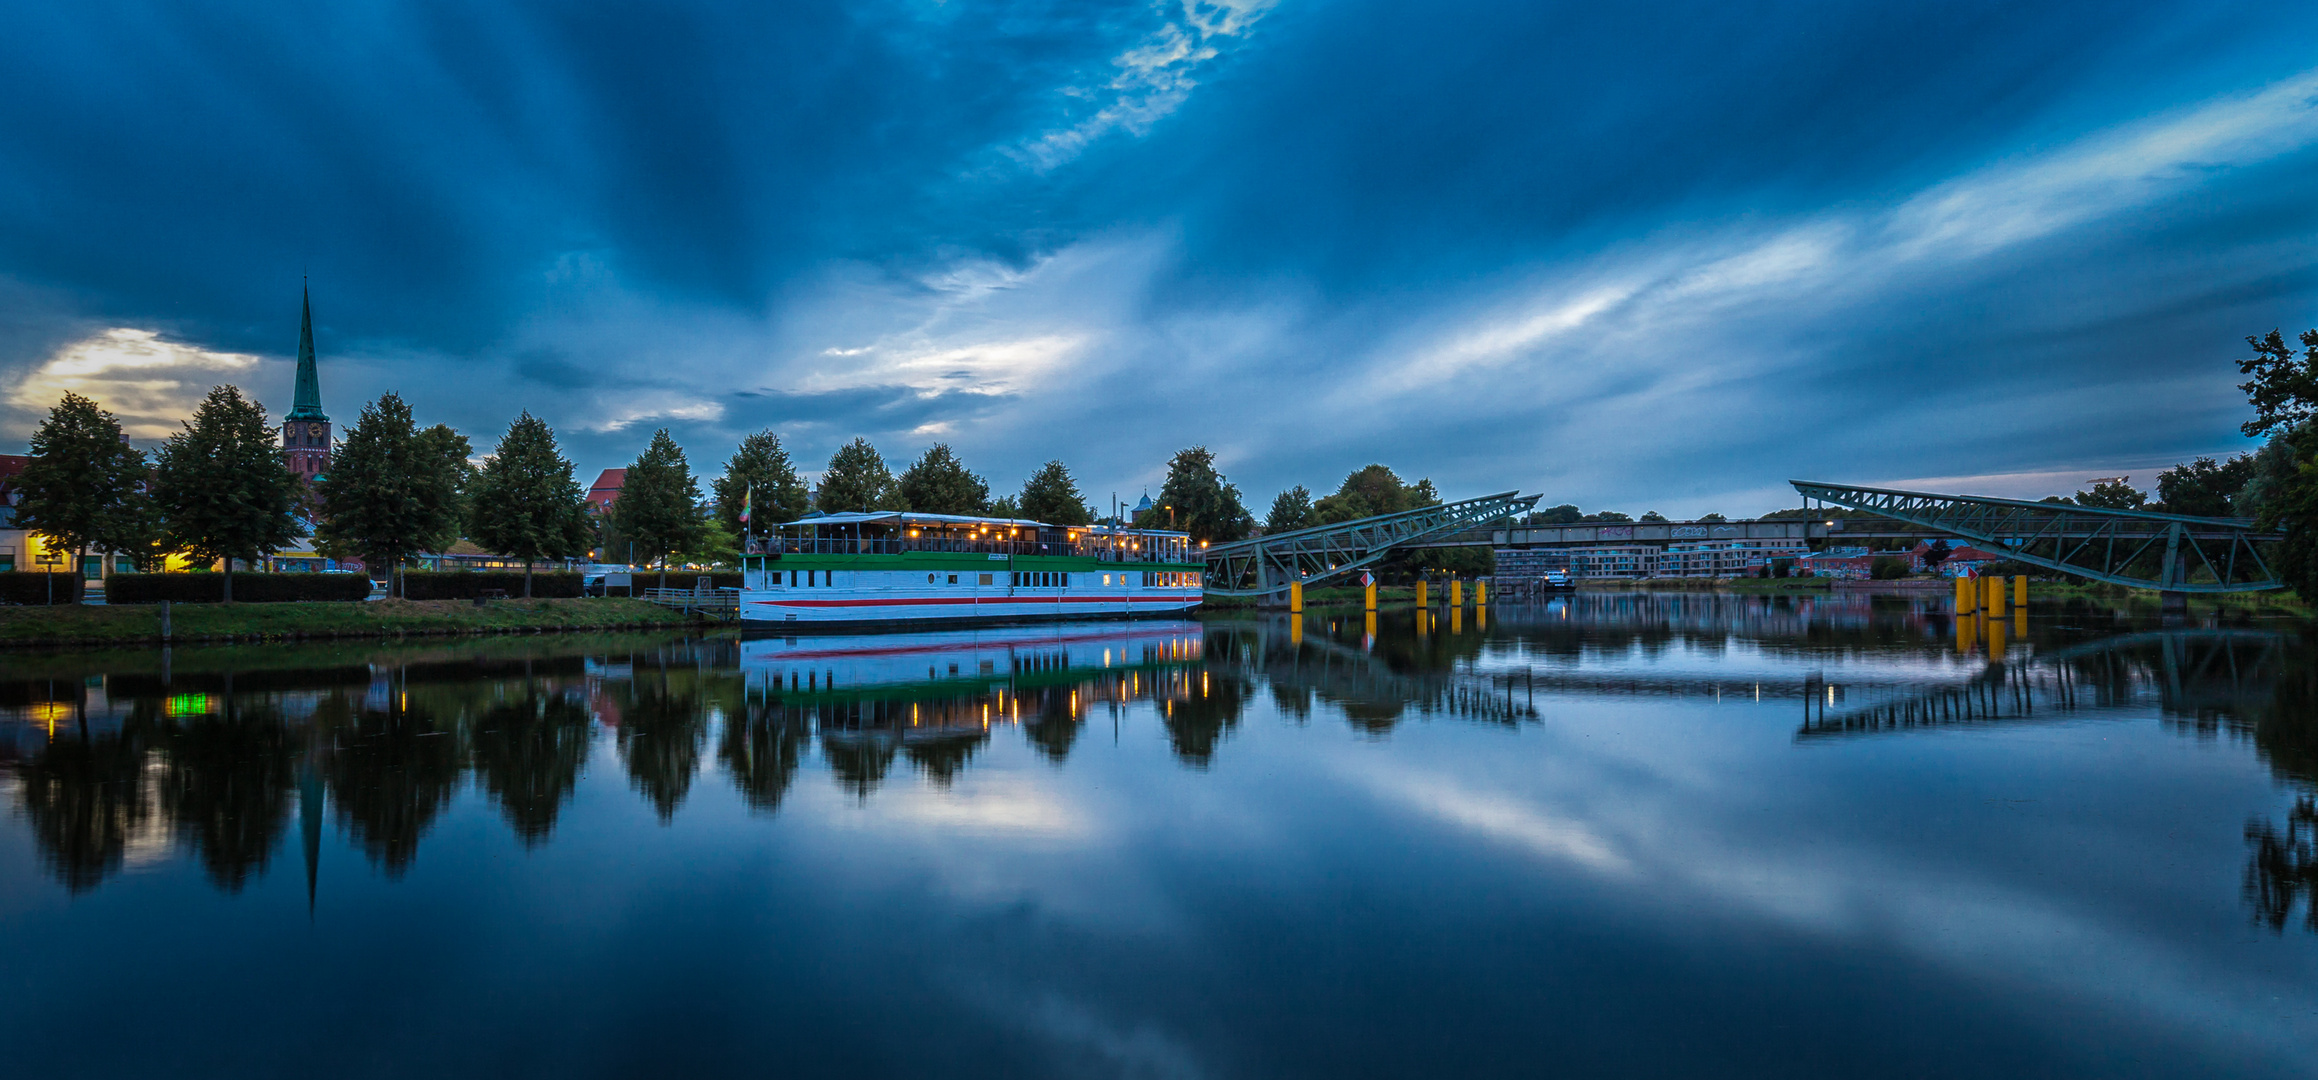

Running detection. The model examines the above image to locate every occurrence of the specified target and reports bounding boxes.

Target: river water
[3,593,2316,1078]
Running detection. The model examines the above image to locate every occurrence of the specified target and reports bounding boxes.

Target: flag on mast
[741,482,753,530]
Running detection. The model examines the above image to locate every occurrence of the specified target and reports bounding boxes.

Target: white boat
[738,511,1203,626]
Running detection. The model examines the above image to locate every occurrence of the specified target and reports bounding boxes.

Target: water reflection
[6,602,2318,949]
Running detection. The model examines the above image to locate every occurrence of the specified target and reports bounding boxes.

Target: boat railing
[749,536,1185,561]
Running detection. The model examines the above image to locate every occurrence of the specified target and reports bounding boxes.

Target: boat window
[979,573,993,586]
[947,574,957,585]
[928,573,936,583]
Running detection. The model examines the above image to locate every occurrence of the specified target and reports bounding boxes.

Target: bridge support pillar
[2160,590,2188,618]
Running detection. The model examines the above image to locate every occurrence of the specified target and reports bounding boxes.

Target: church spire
[287,280,327,422]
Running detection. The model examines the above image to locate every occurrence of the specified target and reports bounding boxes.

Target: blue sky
[3,0,2314,517]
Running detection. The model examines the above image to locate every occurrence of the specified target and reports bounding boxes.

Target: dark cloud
[3,1,2317,512]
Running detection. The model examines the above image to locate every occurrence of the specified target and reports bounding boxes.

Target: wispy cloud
[1012,0,1277,170]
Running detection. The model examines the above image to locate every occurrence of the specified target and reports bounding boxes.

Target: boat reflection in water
[740,620,1207,792]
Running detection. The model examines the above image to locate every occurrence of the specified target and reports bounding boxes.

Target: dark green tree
[2075,480,2149,510]
[1639,510,1669,522]
[989,494,1022,518]
[1314,464,1419,524]
[2155,455,2256,517]
[711,430,809,544]
[897,443,990,515]
[1152,446,1250,543]
[15,393,146,592]
[470,412,591,597]
[152,386,302,602]
[1265,485,1316,533]
[100,474,170,573]
[1581,510,1634,522]
[1529,504,1583,524]
[2238,329,2318,437]
[815,437,899,514]
[611,429,705,590]
[1699,512,1729,523]
[313,393,464,599]
[1921,539,1953,574]
[417,423,477,533]
[1018,460,1091,526]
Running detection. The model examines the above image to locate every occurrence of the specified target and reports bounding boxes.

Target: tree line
[11,383,1281,598]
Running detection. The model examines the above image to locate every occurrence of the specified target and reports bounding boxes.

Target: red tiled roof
[586,468,625,508]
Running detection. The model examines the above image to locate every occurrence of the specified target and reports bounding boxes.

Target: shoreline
[0,597,695,648]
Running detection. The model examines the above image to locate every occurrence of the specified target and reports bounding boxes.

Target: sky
[2,0,2316,519]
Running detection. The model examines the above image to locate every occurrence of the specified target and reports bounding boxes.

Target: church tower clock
[283,284,331,479]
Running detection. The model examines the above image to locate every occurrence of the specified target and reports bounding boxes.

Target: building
[586,469,625,511]
[281,285,331,480]
[1658,539,1812,578]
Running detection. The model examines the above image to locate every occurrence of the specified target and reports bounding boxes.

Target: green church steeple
[287,282,327,422]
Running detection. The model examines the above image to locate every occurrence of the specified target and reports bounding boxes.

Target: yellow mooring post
[1476,580,1488,605]
[1956,611,1975,654]
[1450,578,1464,607]
[1289,580,1303,613]
[1955,576,1977,616]
[1984,574,2007,617]
[1364,579,1378,612]
[2013,574,2027,610]
[1416,580,1429,608]
[1290,617,1303,646]
[1986,610,2007,657]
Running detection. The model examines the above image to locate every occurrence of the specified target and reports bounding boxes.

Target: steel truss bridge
[1792,480,2285,594]
[1200,491,1540,598]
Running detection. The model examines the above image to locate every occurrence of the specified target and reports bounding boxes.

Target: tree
[417,424,476,535]
[711,431,809,544]
[152,386,301,602]
[2238,328,2318,437]
[1580,510,1633,523]
[989,494,1022,518]
[469,412,591,597]
[1921,539,1952,574]
[1314,465,1417,524]
[897,443,990,515]
[816,438,899,514]
[2154,455,2255,517]
[1699,513,1728,523]
[100,474,170,572]
[314,393,464,599]
[1153,446,1250,543]
[1529,504,1583,525]
[612,429,705,590]
[15,393,145,594]
[1639,510,1669,522]
[2075,480,2148,510]
[1018,460,1091,526]
[1265,485,1316,533]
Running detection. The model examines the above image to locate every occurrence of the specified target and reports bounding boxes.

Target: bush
[106,573,372,604]
[0,572,83,605]
[1870,556,1910,580]
[401,571,583,600]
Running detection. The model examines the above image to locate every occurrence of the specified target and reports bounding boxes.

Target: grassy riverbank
[0,598,691,647]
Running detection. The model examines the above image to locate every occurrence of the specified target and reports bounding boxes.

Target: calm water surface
[5,593,2318,1078]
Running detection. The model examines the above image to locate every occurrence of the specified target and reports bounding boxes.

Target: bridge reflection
[9,612,2318,924]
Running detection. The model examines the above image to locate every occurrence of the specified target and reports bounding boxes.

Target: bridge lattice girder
[1791,480,2284,593]
[1201,491,1540,597]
